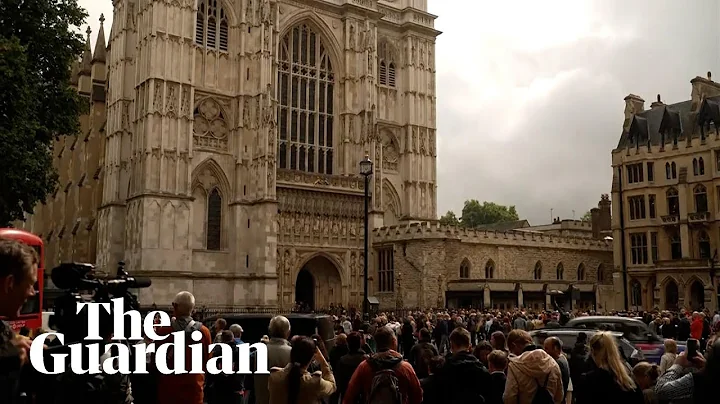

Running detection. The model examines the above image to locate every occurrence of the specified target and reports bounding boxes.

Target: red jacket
[691,318,704,340]
[342,350,423,404]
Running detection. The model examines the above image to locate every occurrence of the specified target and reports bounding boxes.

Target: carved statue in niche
[349,24,356,50]
[313,215,320,233]
[267,162,275,190]
[350,221,357,237]
[246,0,254,22]
[331,220,339,235]
[303,216,310,234]
[340,220,347,237]
[263,28,270,51]
[294,215,302,234]
[261,0,271,25]
[181,86,190,115]
[254,98,261,129]
[243,98,251,127]
[382,136,399,171]
[322,217,329,235]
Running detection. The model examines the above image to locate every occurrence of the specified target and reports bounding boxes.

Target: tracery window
[597,263,605,282]
[206,189,222,250]
[377,41,397,87]
[377,247,394,292]
[577,263,586,281]
[485,260,495,279]
[695,184,708,213]
[459,259,470,279]
[278,24,334,174]
[196,0,229,52]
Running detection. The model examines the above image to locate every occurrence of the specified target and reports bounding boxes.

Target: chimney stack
[691,72,720,111]
[591,194,611,239]
[623,94,645,132]
[650,94,664,109]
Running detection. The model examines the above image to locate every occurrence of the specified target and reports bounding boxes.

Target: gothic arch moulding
[378,37,399,62]
[381,130,400,172]
[196,0,238,26]
[292,251,346,287]
[191,157,232,199]
[193,96,231,151]
[382,179,401,226]
[278,10,344,75]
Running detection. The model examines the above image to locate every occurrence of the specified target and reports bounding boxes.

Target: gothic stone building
[21,0,615,312]
[611,73,720,313]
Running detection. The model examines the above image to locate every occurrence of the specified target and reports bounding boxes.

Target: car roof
[530,328,624,338]
[203,313,332,321]
[566,316,645,324]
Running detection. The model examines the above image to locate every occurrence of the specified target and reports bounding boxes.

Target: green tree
[0,0,87,225]
[581,210,592,221]
[439,210,460,226]
[460,200,519,228]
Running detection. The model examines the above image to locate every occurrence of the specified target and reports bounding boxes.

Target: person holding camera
[0,239,39,404]
[655,335,719,404]
[268,336,336,404]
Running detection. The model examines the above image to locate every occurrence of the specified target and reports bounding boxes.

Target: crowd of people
[1,237,719,404]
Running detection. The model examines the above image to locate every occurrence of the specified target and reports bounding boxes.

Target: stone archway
[665,279,679,310]
[689,280,705,311]
[293,254,343,311]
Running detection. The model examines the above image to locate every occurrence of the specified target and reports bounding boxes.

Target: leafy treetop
[439,200,520,228]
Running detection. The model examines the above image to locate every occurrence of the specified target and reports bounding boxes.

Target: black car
[530,328,645,366]
[203,313,335,346]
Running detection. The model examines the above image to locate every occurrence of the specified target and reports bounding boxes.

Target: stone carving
[429,130,436,155]
[193,98,229,150]
[267,161,275,190]
[349,24,355,50]
[181,86,190,116]
[263,27,271,51]
[276,169,365,191]
[153,81,164,112]
[243,98,251,127]
[254,98,261,129]
[278,188,364,218]
[166,84,177,115]
[382,136,399,171]
[246,0,254,22]
[420,130,426,155]
[261,0,271,24]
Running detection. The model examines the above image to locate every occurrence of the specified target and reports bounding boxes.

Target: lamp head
[359,153,373,176]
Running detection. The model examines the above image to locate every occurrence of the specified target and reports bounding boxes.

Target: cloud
[77,0,720,224]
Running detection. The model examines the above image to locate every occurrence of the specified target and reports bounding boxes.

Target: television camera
[49,261,151,344]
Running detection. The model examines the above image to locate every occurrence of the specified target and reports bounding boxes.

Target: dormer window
[196,0,229,52]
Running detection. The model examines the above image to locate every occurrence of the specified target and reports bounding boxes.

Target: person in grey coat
[250,316,293,404]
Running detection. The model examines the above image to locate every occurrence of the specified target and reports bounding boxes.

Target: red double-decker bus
[0,228,44,331]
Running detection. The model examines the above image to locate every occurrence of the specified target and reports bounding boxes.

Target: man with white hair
[249,315,292,404]
[155,291,213,404]
[229,323,244,344]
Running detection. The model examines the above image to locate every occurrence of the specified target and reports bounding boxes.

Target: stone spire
[79,26,92,75]
[92,14,107,64]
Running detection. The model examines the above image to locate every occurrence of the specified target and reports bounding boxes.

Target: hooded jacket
[428,350,492,404]
[503,348,564,404]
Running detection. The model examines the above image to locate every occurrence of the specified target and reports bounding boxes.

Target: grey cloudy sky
[79,0,720,225]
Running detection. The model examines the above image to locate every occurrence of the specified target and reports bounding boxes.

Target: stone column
[517,286,524,308]
[483,286,491,309]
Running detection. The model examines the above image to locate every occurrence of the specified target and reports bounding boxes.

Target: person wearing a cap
[230,324,244,345]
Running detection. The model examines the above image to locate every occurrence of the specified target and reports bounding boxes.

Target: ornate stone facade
[20,0,441,310]
[611,74,720,312]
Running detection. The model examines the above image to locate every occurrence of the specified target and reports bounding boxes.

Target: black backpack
[531,374,554,404]
[367,361,403,404]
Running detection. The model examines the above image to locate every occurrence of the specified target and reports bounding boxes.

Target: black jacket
[487,371,506,404]
[336,351,368,401]
[426,351,491,404]
[578,367,643,404]
[408,341,438,379]
[0,321,21,404]
[678,318,691,341]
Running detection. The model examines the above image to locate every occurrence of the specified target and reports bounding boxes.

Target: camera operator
[0,239,39,404]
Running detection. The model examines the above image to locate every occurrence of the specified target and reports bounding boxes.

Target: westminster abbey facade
[22,0,440,310]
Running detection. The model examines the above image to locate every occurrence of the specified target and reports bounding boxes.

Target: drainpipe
[618,166,629,311]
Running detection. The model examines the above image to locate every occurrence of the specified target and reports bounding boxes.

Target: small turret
[92,14,107,65]
[78,27,92,96]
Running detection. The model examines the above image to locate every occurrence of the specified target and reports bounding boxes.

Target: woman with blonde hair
[576,332,643,404]
[658,338,677,375]
[632,362,659,404]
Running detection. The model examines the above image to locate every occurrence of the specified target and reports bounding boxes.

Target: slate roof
[615,100,694,150]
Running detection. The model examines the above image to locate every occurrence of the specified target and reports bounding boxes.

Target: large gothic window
[278,24,334,174]
[378,40,397,88]
[196,0,229,52]
[206,189,222,250]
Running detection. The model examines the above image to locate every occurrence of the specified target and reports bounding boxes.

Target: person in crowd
[491,331,508,354]
[268,336,336,404]
[229,323,244,345]
[655,336,718,403]
[408,328,438,379]
[503,329,563,404]
[432,314,449,354]
[543,337,570,401]
[677,312,691,341]
[468,313,478,345]
[251,316,293,404]
[213,318,227,342]
[473,341,493,368]
[513,314,527,331]
[568,332,590,398]
[400,319,416,357]
[487,350,508,404]
[330,334,349,370]
[690,312,703,341]
[0,239,38,404]
[336,332,369,403]
[420,356,444,404]
[658,338,677,375]
[341,316,352,335]
[576,332,643,404]
[632,362,659,404]
[426,327,492,403]
[155,291,213,404]
[206,330,244,404]
[342,326,423,404]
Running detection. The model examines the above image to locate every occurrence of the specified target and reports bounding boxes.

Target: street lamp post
[359,154,373,319]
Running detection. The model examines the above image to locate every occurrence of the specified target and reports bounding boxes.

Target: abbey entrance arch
[293,253,343,311]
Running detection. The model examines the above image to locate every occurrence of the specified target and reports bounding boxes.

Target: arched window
[379,61,387,86]
[485,260,495,279]
[694,184,708,213]
[460,259,470,279]
[556,263,564,280]
[388,63,396,87]
[533,261,542,280]
[378,40,397,88]
[667,188,679,215]
[693,158,699,176]
[699,157,705,175]
[577,263,586,281]
[670,230,682,259]
[206,188,222,250]
[665,162,671,179]
[699,231,711,259]
[597,263,605,282]
[196,0,229,52]
[278,24,334,174]
[671,162,677,178]
[630,279,642,307]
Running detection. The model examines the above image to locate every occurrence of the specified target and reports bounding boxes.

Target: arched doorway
[665,280,679,310]
[689,280,705,310]
[294,255,342,311]
[295,269,315,310]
